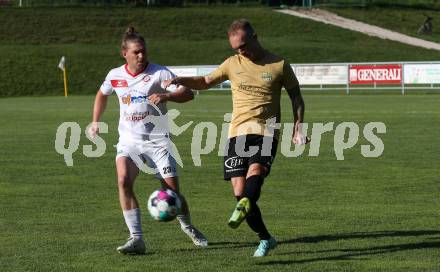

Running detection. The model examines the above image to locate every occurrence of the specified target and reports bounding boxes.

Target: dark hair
[121,27,146,51]
[228,19,255,37]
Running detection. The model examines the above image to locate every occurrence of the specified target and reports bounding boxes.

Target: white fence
[168,61,440,94]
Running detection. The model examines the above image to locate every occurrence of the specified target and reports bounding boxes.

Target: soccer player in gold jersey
[164,19,308,257]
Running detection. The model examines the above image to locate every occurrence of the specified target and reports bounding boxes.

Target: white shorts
[116,139,178,179]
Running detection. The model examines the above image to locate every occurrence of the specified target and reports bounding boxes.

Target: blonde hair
[227,19,255,37]
[121,27,146,51]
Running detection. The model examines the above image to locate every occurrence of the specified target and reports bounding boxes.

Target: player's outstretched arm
[163,76,217,90]
[148,86,194,105]
[286,85,309,145]
[89,90,108,137]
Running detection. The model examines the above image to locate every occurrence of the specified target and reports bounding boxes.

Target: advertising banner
[295,65,347,85]
[404,64,440,84]
[197,67,216,76]
[168,67,198,77]
[349,64,402,84]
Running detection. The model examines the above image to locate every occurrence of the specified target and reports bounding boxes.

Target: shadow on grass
[173,241,256,252]
[278,230,440,245]
[257,230,440,266]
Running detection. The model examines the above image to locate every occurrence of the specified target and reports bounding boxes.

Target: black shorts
[223,134,278,180]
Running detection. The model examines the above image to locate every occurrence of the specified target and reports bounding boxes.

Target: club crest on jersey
[261,72,272,82]
[111,79,128,87]
[142,75,151,82]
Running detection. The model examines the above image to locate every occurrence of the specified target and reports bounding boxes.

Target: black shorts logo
[224,156,244,169]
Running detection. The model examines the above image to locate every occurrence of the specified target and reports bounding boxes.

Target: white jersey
[100,63,177,144]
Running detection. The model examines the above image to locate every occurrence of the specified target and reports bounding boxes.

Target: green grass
[1,92,439,271]
[0,6,439,96]
[325,6,440,43]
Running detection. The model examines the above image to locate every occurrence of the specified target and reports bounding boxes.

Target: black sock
[246,203,271,240]
[244,175,263,203]
[244,175,271,240]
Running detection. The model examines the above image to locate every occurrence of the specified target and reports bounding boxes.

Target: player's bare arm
[163,76,217,90]
[148,86,194,105]
[89,90,109,137]
[286,85,309,145]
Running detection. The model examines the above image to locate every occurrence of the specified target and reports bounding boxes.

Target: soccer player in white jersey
[89,27,208,254]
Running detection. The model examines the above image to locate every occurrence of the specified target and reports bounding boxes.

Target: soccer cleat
[228,197,251,229]
[253,237,277,257]
[181,226,208,247]
[116,237,146,255]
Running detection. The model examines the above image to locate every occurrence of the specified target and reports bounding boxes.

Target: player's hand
[148,93,169,105]
[162,78,177,90]
[88,122,99,138]
[292,122,310,145]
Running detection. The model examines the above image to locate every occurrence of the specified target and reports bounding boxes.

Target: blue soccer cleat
[253,237,277,257]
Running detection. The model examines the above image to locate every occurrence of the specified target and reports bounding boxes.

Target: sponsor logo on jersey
[224,156,244,169]
[121,95,148,105]
[125,112,148,121]
[237,82,266,96]
[111,79,128,87]
[261,72,272,81]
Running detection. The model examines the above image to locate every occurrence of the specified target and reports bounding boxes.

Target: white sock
[177,214,192,229]
[123,208,143,239]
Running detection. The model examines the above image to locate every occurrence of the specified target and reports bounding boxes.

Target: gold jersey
[208,52,299,139]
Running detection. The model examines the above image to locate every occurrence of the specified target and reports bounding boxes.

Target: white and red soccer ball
[147,189,181,222]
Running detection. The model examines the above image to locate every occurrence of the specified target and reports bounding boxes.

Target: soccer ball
[147,189,181,222]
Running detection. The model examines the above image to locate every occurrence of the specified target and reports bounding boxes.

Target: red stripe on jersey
[124,63,148,77]
[111,80,128,87]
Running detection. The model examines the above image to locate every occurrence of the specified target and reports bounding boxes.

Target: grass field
[1,92,439,271]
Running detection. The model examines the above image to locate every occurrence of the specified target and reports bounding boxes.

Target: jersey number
[163,167,172,174]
